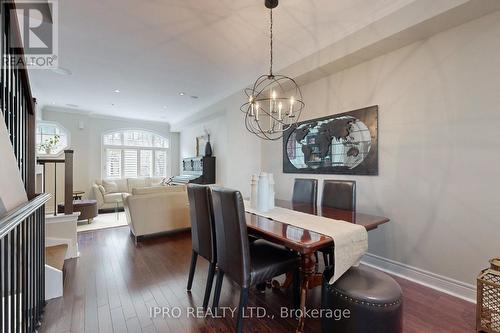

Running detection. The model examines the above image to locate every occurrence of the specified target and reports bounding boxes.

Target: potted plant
[39,134,60,155]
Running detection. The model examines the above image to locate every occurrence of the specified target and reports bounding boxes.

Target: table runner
[244,201,368,284]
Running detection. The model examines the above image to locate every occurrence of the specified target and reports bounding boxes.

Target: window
[36,121,70,156]
[102,129,169,179]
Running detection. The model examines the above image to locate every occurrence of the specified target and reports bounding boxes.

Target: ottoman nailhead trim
[326,287,402,308]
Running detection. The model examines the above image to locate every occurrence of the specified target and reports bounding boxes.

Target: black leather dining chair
[321,180,356,211]
[186,184,217,310]
[210,187,300,333]
[292,178,318,206]
[320,180,356,266]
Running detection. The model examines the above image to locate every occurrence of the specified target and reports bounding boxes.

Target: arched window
[102,129,169,179]
[36,121,70,156]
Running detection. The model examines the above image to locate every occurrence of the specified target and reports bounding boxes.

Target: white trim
[361,253,476,303]
[45,264,63,300]
[42,106,170,125]
[45,212,80,224]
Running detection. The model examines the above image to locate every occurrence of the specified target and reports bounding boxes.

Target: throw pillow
[98,185,106,195]
[102,180,119,193]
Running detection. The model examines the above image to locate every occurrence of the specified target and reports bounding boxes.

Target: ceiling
[29,0,416,124]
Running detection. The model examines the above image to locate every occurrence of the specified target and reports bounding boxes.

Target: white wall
[40,108,172,200]
[177,10,500,287]
[176,93,261,196]
[0,119,27,216]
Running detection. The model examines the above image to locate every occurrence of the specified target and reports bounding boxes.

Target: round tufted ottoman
[321,265,403,333]
[58,199,98,224]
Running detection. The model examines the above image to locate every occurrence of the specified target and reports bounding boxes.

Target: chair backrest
[187,184,216,263]
[292,178,318,206]
[321,180,356,211]
[211,187,251,287]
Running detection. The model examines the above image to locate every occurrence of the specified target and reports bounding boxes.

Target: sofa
[92,177,164,210]
[122,185,191,240]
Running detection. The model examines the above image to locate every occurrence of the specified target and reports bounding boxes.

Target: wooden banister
[64,150,74,215]
[37,150,75,215]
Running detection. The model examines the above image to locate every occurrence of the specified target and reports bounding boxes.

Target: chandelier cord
[269,8,273,77]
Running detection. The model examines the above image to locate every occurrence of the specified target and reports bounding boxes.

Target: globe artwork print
[283,105,378,175]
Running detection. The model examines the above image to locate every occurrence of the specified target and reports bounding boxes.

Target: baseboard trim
[361,253,476,303]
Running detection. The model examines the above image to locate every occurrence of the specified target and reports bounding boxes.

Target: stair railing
[37,150,74,216]
[0,192,51,332]
[0,0,37,199]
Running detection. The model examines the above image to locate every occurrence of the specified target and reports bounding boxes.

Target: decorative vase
[205,139,213,157]
[257,172,270,212]
[250,174,258,209]
[268,173,275,209]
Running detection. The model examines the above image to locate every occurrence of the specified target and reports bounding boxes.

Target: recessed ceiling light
[51,102,56,105]
[163,105,167,109]
[51,67,72,76]
[179,92,185,96]
[114,89,121,93]
[190,95,199,99]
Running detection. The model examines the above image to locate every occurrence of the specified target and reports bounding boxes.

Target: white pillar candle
[249,96,254,117]
[269,109,273,132]
[270,90,273,113]
[257,172,270,212]
[289,96,295,117]
[250,174,258,209]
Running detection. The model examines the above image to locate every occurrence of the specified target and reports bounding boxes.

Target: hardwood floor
[40,227,475,333]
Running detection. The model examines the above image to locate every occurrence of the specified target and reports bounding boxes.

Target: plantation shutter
[103,130,169,180]
[155,150,167,177]
[123,149,138,178]
[106,149,122,179]
[140,150,152,177]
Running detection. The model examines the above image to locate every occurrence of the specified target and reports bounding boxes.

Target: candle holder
[241,74,304,140]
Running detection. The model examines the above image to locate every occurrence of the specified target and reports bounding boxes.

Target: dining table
[245,199,390,333]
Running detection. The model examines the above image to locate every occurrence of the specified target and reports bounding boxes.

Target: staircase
[45,244,68,300]
[0,0,56,331]
[44,212,80,300]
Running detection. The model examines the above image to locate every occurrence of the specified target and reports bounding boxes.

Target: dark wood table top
[246,199,390,254]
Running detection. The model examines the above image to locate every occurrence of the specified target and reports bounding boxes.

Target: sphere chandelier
[240,0,305,140]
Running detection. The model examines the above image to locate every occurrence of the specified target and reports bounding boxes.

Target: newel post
[64,150,74,215]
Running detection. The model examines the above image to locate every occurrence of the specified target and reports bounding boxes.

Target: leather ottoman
[57,199,98,223]
[321,265,403,333]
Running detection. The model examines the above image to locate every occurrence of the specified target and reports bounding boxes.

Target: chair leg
[323,252,329,267]
[314,251,319,264]
[292,269,301,310]
[203,262,216,310]
[212,269,224,310]
[187,250,198,291]
[236,287,249,333]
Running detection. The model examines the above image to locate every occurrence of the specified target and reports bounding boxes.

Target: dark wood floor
[40,227,475,333]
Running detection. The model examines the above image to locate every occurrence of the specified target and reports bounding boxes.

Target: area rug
[77,211,128,233]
